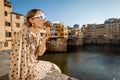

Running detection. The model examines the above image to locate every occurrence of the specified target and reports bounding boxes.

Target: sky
[9,0,120,27]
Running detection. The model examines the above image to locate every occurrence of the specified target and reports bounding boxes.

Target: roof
[12,12,25,16]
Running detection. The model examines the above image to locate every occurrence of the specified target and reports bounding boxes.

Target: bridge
[46,38,67,51]
[67,36,83,46]
[46,37,83,51]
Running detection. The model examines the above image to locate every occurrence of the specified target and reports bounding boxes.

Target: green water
[38,45,120,80]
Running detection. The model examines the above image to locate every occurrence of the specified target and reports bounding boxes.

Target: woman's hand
[44,21,52,28]
[42,27,51,40]
[36,28,50,57]
[42,20,52,40]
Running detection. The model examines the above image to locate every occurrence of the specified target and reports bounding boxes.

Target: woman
[9,9,61,80]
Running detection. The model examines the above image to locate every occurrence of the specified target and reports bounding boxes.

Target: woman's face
[31,11,47,28]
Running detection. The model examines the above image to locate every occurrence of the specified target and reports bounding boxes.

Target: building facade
[51,22,68,38]
[46,22,68,51]
[0,0,6,49]
[81,18,120,44]
[0,0,25,51]
[67,24,83,45]
[11,12,25,38]
[0,0,12,51]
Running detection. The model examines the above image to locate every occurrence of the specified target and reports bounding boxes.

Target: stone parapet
[0,52,78,80]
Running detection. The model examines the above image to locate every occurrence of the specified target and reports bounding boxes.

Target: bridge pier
[46,37,83,52]
[46,38,67,51]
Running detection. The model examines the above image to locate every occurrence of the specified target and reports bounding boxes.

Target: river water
[38,45,120,80]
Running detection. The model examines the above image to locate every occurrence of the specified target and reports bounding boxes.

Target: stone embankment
[0,52,78,80]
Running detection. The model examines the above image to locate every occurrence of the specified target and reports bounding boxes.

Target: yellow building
[0,0,12,51]
[52,22,68,38]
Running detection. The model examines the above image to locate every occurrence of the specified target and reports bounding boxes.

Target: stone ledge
[0,73,78,80]
[0,52,78,80]
[42,71,78,80]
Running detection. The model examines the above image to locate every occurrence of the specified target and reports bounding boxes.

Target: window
[5,11,7,16]
[40,33,44,36]
[5,21,11,26]
[14,32,16,35]
[61,29,63,31]
[6,32,11,37]
[4,3,11,8]
[16,15,20,19]
[60,33,64,36]
[4,0,7,2]
[4,42,8,47]
[43,28,46,30]
[54,33,58,36]
[16,23,20,28]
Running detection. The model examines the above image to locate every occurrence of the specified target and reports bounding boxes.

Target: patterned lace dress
[9,26,61,80]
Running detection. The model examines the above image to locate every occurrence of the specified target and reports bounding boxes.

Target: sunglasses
[32,14,47,21]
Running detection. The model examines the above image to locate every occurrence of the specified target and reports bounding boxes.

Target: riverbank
[0,52,78,80]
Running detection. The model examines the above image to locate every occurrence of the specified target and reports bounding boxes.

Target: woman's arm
[37,38,47,56]
[37,27,50,56]
[37,21,51,56]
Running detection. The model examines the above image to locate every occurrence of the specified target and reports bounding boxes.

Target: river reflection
[38,45,120,80]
